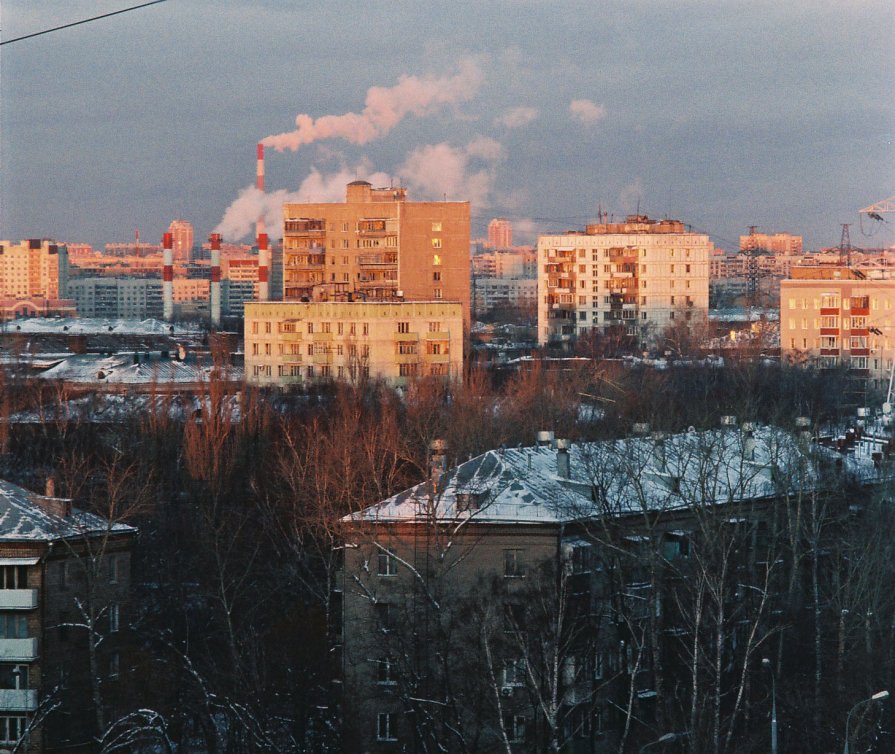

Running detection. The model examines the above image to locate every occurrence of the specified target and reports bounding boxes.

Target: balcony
[395,332,419,342]
[358,253,398,267]
[284,219,326,234]
[313,352,333,365]
[0,689,37,712]
[0,591,36,610]
[279,331,303,342]
[357,219,389,235]
[425,331,451,341]
[0,639,37,662]
[426,353,452,365]
[312,332,334,343]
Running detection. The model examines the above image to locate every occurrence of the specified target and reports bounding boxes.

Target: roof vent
[536,431,555,447]
[556,441,570,479]
[720,415,737,427]
[632,422,650,435]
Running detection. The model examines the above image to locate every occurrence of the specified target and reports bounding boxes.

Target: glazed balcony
[0,689,37,712]
[0,590,37,610]
[0,639,37,662]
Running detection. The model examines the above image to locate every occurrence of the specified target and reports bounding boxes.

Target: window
[503,714,527,742]
[377,656,396,685]
[432,271,441,282]
[0,665,27,690]
[433,254,442,266]
[109,603,120,633]
[108,652,120,678]
[377,712,398,741]
[433,288,443,299]
[503,603,525,633]
[307,322,314,334]
[662,533,690,560]
[397,322,410,333]
[0,717,26,744]
[322,322,331,333]
[264,321,271,334]
[398,343,417,355]
[399,363,417,377]
[362,323,369,336]
[428,321,441,333]
[0,614,27,639]
[431,238,442,249]
[349,323,356,336]
[377,552,398,576]
[503,658,526,687]
[0,567,26,590]
[431,222,442,232]
[375,603,394,631]
[504,549,525,578]
[109,556,121,584]
[251,321,259,334]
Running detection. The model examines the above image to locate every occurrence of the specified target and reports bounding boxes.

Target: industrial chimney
[209,233,222,327]
[256,143,270,302]
[162,231,174,321]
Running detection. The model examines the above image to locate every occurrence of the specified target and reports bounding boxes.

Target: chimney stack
[209,233,222,327]
[255,143,270,302]
[162,231,174,321]
[555,438,571,479]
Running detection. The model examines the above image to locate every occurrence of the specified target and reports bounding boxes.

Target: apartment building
[0,479,135,752]
[739,232,803,256]
[339,425,890,753]
[780,266,895,389]
[67,278,164,319]
[538,216,712,348]
[282,182,470,325]
[244,300,463,387]
[167,219,194,262]
[0,240,72,320]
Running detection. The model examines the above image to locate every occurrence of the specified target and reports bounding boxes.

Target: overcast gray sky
[2,0,893,250]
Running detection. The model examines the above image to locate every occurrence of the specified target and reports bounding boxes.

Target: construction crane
[858,194,895,235]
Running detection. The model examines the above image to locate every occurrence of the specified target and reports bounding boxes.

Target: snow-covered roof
[351,426,883,525]
[0,480,136,542]
[36,352,242,385]
[2,317,202,336]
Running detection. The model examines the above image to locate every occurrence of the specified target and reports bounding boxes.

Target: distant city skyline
[2,1,893,252]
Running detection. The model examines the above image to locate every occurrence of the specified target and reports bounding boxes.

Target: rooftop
[352,426,886,525]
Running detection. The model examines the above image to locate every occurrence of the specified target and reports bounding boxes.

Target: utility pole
[839,224,851,267]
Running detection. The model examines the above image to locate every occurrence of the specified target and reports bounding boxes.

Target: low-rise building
[0,479,136,752]
[244,301,463,387]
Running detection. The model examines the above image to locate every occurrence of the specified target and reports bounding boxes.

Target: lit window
[431,222,442,232]
[433,255,442,266]
[431,238,442,249]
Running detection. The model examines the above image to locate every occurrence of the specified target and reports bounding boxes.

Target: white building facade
[538,216,712,348]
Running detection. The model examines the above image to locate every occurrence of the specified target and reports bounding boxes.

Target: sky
[1,0,893,252]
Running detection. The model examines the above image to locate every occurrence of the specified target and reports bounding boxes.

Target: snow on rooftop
[0,480,135,542]
[351,426,885,525]
[35,352,242,385]
[2,317,203,336]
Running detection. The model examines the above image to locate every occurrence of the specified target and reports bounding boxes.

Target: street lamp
[843,690,889,754]
[762,658,778,754]
[640,731,687,753]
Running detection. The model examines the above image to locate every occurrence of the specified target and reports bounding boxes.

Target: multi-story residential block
[0,240,69,300]
[244,301,463,387]
[472,278,538,317]
[67,278,164,319]
[340,425,890,753]
[0,478,135,752]
[167,219,194,262]
[739,232,803,256]
[472,248,538,279]
[537,216,712,348]
[282,182,470,325]
[487,217,513,248]
[780,266,895,390]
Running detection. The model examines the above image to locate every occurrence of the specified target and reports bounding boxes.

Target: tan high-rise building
[0,239,68,300]
[168,219,194,262]
[780,266,895,390]
[487,217,513,248]
[537,216,712,348]
[282,182,470,326]
[244,301,463,387]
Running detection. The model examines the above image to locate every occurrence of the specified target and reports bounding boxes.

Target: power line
[0,0,168,46]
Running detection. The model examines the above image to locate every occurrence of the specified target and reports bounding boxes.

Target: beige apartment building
[244,301,463,387]
[780,266,895,389]
[538,215,712,348]
[739,232,803,256]
[282,182,470,325]
[0,240,68,301]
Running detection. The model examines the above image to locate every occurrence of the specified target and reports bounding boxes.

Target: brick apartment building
[339,425,891,752]
[0,479,135,752]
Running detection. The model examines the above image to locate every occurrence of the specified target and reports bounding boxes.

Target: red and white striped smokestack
[257,232,270,302]
[210,233,222,328]
[162,232,174,321]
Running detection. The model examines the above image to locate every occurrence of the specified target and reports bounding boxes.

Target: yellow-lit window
[432,239,442,249]
[433,255,442,266]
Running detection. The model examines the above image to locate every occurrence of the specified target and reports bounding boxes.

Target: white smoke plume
[569,98,607,125]
[214,165,391,241]
[398,136,504,207]
[262,60,483,152]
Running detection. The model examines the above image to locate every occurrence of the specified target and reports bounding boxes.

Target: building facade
[739,232,803,256]
[0,479,135,752]
[167,219,194,262]
[67,278,164,319]
[244,300,463,387]
[537,216,712,348]
[780,266,895,390]
[282,182,470,325]
[0,240,71,319]
[487,218,513,248]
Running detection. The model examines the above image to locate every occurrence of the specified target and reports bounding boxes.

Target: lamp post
[762,658,778,754]
[640,732,687,753]
[843,690,889,754]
